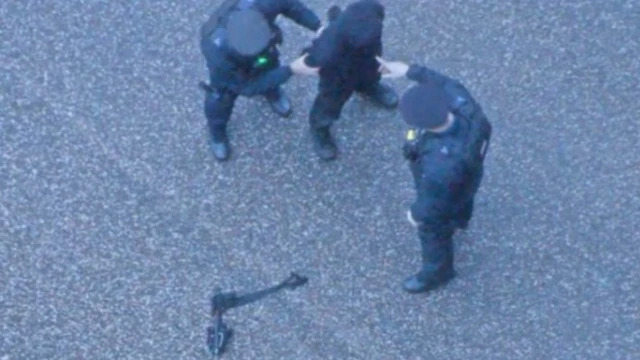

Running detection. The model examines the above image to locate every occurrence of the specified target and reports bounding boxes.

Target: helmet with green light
[226,8,275,68]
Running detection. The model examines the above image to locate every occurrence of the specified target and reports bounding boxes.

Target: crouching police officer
[199,0,322,161]
[376,56,492,293]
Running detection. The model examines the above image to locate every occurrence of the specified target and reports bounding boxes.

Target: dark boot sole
[310,129,338,160]
[211,141,231,161]
[269,103,292,118]
[402,272,456,294]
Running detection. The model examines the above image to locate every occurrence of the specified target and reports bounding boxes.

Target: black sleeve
[278,0,321,31]
[406,64,450,86]
[374,37,383,56]
[303,27,341,67]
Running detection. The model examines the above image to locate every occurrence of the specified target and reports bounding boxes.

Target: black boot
[211,126,231,161]
[311,127,337,160]
[403,237,456,293]
[402,267,456,294]
[362,82,399,109]
[265,87,292,118]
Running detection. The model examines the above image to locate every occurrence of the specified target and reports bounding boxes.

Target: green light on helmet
[255,56,268,66]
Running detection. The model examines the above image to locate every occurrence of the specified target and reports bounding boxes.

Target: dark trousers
[416,199,474,277]
[204,89,238,141]
[203,56,282,141]
[456,199,474,228]
[203,86,283,141]
[417,223,456,277]
[309,70,382,129]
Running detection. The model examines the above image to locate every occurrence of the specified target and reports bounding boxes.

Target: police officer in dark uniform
[376,56,492,293]
[301,0,399,160]
[199,0,323,161]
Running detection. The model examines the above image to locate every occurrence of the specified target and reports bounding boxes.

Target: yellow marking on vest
[406,130,416,141]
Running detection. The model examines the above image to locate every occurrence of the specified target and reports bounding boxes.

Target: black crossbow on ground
[206,272,309,356]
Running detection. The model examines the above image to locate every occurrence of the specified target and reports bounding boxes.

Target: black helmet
[226,8,272,57]
[400,83,451,130]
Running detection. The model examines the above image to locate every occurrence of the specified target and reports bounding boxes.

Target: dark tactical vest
[447,94,492,202]
[403,90,492,208]
[200,0,280,75]
[449,95,492,169]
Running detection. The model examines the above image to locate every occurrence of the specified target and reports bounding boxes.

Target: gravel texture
[1,0,639,359]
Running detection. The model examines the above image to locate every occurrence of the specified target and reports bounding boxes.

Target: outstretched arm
[405,64,449,86]
[376,57,450,85]
[206,50,317,96]
[227,54,318,96]
[207,52,293,96]
[302,26,341,68]
[277,0,322,31]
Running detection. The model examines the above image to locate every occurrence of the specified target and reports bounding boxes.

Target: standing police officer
[199,0,322,161]
[376,56,492,293]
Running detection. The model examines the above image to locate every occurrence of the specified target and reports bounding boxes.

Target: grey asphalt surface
[1,0,639,359]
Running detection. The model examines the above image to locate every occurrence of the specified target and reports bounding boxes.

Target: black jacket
[200,0,321,96]
[304,0,384,84]
[405,65,492,227]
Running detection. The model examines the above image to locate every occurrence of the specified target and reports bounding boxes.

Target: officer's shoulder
[444,75,470,97]
[448,95,473,118]
[209,26,228,46]
[201,28,229,56]
[445,78,482,121]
